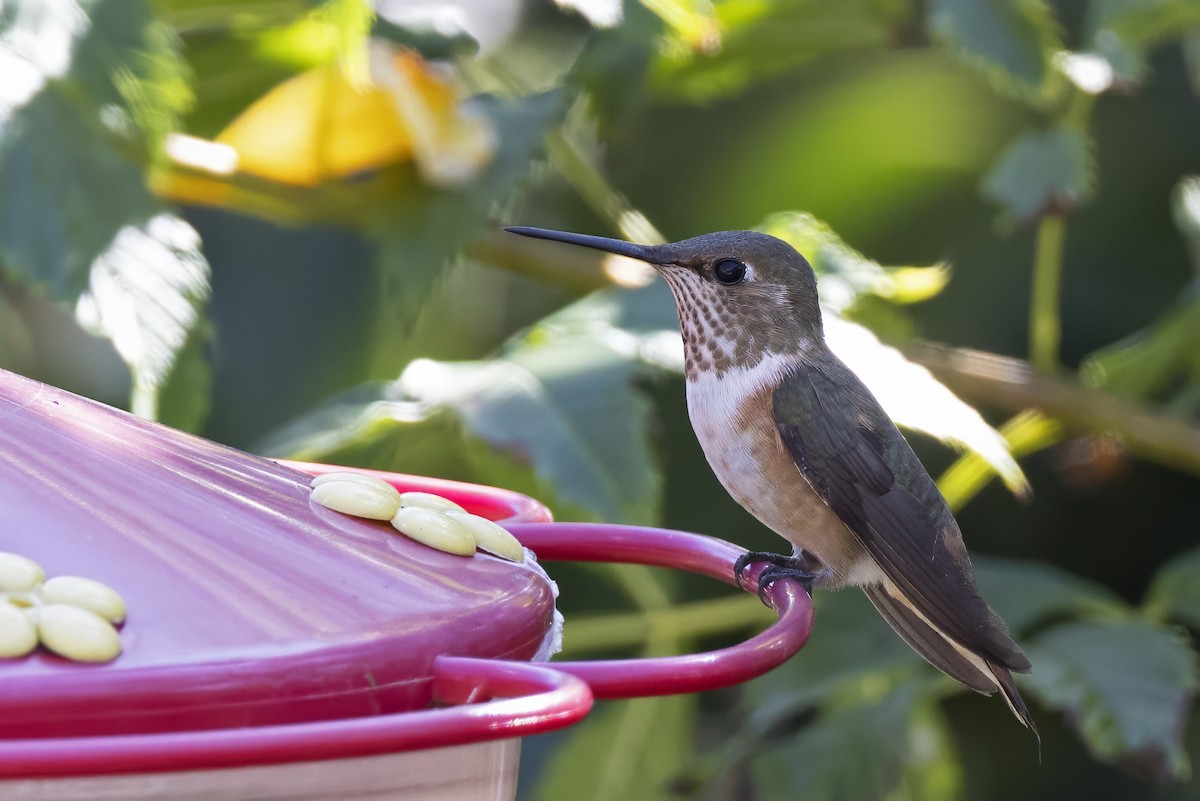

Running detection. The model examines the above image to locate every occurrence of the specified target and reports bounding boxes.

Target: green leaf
[74,214,212,429]
[972,556,1127,633]
[394,350,659,524]
[568,2,659,137]
[0,0,186,298]
[981,127,1096,221]
[1145,545,1200,629]
[1081,178,1200,417]
[1174,174,1200,271]
[73,0,193,154]
[752,683,929,801]
[1081,290,1200,417]
[260,330,661,525]
[741,590,925,719]
[533,695,697,801]
[370,15,479,59]
[1023,619,1199,781]
[153,316,213,432]
[1083,0,1200,85]
[926,0,1062,100]
[649,0,903,103]
[366,91,566,350]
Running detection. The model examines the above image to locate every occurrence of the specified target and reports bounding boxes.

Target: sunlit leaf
[1023,619,1199,781]
[555,0,623,29]
[1145,545,1200,629]
[649,0,901,102]
[972,556,1126,633]
[1174,174,1200,268]
[825,316,1030,497]
[760,211,951,312]
[926,0,1061,100]
[643,0,720,53]
[981,126,1095,221]
[254,0,372,72]
[534,695,696,801]
[74,214,211,429]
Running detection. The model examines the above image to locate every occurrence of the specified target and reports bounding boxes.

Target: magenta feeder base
[0,368,813,799]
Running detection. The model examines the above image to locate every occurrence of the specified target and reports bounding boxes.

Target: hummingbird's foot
[733,551,819,604]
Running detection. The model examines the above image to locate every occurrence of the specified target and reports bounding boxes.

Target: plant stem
[911,342,1200,476]
[1030,214,1066,374]
[937,410,1065,511]
[561,594,772,656]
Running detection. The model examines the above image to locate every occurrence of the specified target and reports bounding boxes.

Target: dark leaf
[1023,619,1199,781]
[751,683,934,801]
[926,0,1062,100]
[533,695,697,801]
[371,15,479,59]
[741,591,925,720]
[1083,0,1200,85]
[1145,545,1200,630]
[367,90,566,334]
[972,556,1126,633]
[0,0,187,296]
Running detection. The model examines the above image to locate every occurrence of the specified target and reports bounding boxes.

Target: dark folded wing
[772,359,1029,672]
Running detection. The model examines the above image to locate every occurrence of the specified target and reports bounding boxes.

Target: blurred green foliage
[2,0,1200,799]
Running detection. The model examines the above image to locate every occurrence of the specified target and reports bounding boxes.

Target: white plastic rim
[0,739,520,801]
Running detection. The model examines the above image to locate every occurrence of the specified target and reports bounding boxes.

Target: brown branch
[909,343,1200,475]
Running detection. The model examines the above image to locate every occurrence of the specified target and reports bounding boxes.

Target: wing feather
[772,360,1030,673]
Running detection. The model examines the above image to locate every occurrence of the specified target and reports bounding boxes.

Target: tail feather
[864,583,1037,732]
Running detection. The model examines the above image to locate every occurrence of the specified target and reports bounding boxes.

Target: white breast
[684,352,883,587]
[684,352,796,524]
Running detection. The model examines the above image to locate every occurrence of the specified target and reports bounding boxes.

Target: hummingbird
[506,226,1035,730]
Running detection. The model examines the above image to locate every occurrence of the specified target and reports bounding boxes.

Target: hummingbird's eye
[713,259,747,285]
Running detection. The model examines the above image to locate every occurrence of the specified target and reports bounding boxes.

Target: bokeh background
[2,1,1200,799]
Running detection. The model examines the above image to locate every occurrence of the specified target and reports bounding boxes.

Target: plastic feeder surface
[0,367,814,792]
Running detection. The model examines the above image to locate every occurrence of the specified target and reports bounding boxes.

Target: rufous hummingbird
[507,226,1035,730]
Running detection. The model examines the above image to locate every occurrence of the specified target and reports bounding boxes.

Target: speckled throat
[658,265,815,380]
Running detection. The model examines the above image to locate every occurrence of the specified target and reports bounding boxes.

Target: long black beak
[505,226,663,264]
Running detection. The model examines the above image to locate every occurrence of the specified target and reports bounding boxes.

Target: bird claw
[733,551,818,606]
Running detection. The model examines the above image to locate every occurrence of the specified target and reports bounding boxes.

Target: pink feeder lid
[0,368,561,742]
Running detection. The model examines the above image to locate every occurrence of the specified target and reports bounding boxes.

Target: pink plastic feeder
[0,369,813,800]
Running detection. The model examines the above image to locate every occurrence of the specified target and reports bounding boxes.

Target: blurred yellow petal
[368,42,495,187]
[212,45,493,188]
